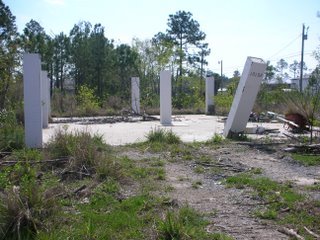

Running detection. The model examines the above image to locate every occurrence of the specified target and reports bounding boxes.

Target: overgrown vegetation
[0,129,231,239]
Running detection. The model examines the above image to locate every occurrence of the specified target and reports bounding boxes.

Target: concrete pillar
[23,53,43,148]
[223,56,267,137]
[205,76,215,115]
[41,71,49,128]
[47,74,51,118]
[131,77,140,114]
[160,70,172,125]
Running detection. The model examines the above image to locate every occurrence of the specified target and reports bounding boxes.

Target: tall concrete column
[223,56,267,137]
[41,71,49,128]
[160,70,172,125]
[205,76,215,115]
[23,53,43,148]
[131,77,140,114]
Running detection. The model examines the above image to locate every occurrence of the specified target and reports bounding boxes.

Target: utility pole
[299,24,308,92]
[219,60,223,89]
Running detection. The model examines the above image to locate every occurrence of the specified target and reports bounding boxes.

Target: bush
[46,128,105,172]
[45,128,123,181]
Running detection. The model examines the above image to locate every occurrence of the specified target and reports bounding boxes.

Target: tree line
[1,0,318,115]
[1,0,214,112]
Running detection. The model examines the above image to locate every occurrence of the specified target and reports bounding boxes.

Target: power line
[267,34,302,61]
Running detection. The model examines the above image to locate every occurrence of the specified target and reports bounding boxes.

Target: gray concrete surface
[43,115,286,146]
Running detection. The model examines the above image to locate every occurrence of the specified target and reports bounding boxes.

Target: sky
[4,0,320,77]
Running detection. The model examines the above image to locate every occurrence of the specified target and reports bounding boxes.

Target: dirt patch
[121,141,320,239]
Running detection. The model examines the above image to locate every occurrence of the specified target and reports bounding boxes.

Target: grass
[292,153,320,166]
[225,173,320,238]
[158,206,233,240]
[206,134,226,145]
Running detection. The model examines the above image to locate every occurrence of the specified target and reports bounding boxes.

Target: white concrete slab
[43,115,285,146]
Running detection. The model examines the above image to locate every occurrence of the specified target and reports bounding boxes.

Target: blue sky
[4,0,320,77]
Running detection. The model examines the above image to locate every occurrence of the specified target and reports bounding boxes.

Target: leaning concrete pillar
[131,77,140,114]
[160,70,172,125]
[23,53,43,148]
[41,71,49,128]
[205,76,215,114]
[223,57,267,137]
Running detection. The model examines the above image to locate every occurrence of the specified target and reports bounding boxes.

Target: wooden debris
[303,226,320,239]
[284,143,320,154]
[278,227,305,240]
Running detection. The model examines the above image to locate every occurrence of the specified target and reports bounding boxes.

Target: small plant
[146,128,181,144]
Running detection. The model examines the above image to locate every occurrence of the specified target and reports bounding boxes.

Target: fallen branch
[0,157,69,166]
[283,132,301,142]
[303,226,320,239]
[278,227,304,240]
[195,162,246,172]
[284,143,320,154]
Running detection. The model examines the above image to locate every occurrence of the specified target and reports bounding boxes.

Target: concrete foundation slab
[43,115,285,146]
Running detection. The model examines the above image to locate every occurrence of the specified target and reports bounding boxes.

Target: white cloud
[44,0,65,6]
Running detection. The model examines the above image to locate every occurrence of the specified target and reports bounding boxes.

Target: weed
[207,134,225,144]
[146,128,181,144]
[192,180,202,189]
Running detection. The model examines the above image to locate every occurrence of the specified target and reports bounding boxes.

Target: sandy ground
[43,115,286,145]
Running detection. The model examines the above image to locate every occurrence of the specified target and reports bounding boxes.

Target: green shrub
[76,85,100,116]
